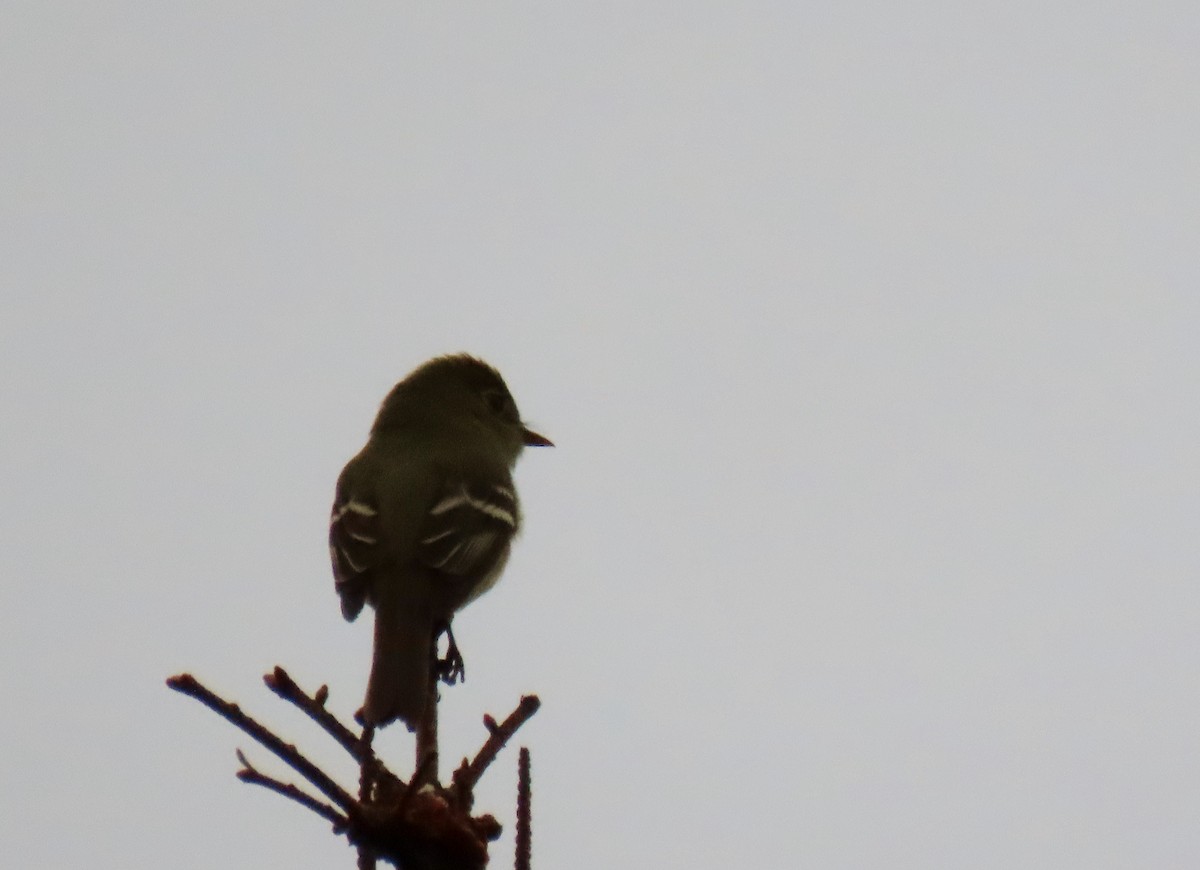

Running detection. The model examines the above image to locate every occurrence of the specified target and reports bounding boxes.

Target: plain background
[3,4,1198,868]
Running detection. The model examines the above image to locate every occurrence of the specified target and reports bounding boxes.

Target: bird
[329,355,551,731]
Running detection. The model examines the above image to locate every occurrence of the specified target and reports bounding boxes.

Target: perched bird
[329,355,552,730]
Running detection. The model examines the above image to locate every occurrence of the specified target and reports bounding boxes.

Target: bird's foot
[435,620,466,685]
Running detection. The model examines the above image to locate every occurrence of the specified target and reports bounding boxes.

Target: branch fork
[166,668,538,869]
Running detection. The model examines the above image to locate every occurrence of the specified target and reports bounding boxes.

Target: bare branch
[168,669,525,869]
[515,748,531,870]
[262,667,364,760]
[166,673,357,813]
[234,749,347,828]
[451,695,540,811]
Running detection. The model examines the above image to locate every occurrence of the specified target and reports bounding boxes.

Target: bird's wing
[329,467,384,621]
[416,478,520,579]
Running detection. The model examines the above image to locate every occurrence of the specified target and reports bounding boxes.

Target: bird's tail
[363,587,433,731]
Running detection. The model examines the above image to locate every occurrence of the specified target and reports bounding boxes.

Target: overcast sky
[3,4,1198,868]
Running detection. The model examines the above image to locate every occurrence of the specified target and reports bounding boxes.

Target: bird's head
[372,354,552,459]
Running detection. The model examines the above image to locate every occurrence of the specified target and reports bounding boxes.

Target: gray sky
[3,4,1198,868]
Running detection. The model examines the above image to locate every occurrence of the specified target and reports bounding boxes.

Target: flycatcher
[329,355,551,730]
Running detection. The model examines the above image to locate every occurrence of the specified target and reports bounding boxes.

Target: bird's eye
[482,389,514,418]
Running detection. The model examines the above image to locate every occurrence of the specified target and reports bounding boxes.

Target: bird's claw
[435,621,466,685]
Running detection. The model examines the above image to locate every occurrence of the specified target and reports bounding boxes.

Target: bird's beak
[522,426,554,447]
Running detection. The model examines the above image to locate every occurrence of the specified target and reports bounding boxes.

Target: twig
[415,640,440,790]
[234,749,346,828]
[514,747,531,870]
[356,727,378,870]
[451,695,540,810]
[169,668,524,868]
[262,666,364,761]
[262,667,403,802]
[356,844,377,870]
[166,673,357,813]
